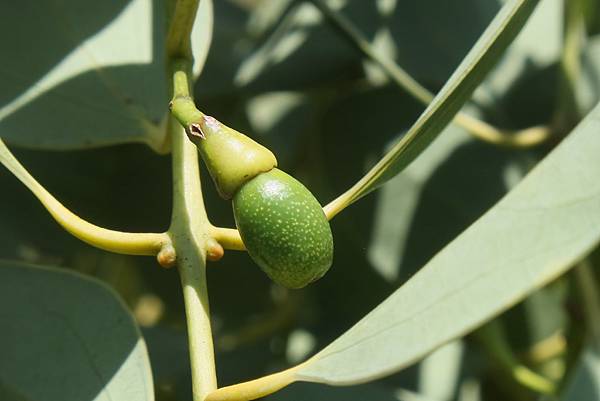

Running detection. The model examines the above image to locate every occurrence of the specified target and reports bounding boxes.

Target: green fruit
[178,108,334,287]
[233,169,334,289]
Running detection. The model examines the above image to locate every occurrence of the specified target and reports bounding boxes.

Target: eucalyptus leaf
[267,381,397,401]
[245,91,317,166]
[318,84,530,283]
[0,0,212,152]
[232,0,497,93]
[417,341,464,401]
[295,97,600,385]
[331,0,540,210]
[0,261,153,401]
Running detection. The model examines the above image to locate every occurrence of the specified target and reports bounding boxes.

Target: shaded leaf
[0,261,153,401]
[0,0,212,152]
[317,83,524,282]
[245,91,318,166]
[230,0,498,93]
[501,281,567,352]
[295,96,600,384]
[329,0,540,210]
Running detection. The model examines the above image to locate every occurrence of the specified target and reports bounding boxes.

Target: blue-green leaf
[327,0,540,213]
[0,0,212,152]
[0,261,153,401]
[296,96,600,385]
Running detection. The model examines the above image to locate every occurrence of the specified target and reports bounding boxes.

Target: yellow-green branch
[209,226,246,251]
[205,365,303,401]
[167,55,218,400]
[166,0,201,59]
[0,139,169,257]
[476,321,556,394]
[575,260,600,348]
[553,0,586,134]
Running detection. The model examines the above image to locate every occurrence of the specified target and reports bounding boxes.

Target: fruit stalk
[167,56,217,400]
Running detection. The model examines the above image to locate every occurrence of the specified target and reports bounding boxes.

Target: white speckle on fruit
[203,115,221,131]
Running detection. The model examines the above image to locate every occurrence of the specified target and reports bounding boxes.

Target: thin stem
[209,226,246,251]
[166,0,201,59]
[173,59,192,97]
[323,191,351,221]
[574,259,600,349]
[311,0,551,148]
[313,0,432,105]
[170,93,205,129]
[0,139,169,256]
[525,331,567,364]
[168,62,249,254]
[475,321,556,394]
[166,0,218,391]
[554,0,586,134]
[168,61,251,255]
[168,58,217,400]
[169,115,217,400]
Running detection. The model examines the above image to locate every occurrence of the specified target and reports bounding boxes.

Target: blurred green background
[2,0,600,400]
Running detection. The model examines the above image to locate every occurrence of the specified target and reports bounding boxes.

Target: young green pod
[183,112,333,288]
[232,169,333,288]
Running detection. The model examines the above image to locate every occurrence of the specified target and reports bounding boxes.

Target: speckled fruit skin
[232,169,333,289]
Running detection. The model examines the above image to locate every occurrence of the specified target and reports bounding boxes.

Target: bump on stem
[157,243,177,268]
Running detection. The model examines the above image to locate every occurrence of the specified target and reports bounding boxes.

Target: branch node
[157,243,177,268]
[206,238,224,262]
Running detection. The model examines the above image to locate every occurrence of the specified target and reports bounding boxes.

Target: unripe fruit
[180,110,334,288]
[233,169,333,289]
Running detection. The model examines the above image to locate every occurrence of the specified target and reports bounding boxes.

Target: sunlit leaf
[268,381,397,401]
[295,97,600,385]
[0,261,153,401]
[0,0,212,152]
